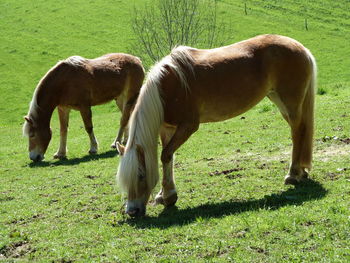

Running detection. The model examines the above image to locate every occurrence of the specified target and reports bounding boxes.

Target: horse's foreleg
[155,127,176,206]
[111,102,132,149]
[80,107,98,155]
[111,93,138,149]
[54,107,70,159]
[155,122,199,206]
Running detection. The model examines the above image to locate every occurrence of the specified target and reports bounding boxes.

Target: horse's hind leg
[111,73,141,149]
[80,107,98,155]
[268,81,314,185]
[54,106,70,159]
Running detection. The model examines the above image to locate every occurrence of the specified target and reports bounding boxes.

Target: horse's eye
[29,132,35,138]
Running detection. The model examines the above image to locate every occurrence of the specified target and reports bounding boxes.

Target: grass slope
[1,0,349,262]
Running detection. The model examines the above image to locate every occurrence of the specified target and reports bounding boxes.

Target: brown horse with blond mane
[116,34,317,217]
[23,53,144,161]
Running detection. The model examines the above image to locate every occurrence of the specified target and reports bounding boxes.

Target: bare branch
[130,0,232,68]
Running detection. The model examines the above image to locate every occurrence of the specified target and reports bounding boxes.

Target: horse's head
[117,142,155,217]
[23,116,52,162]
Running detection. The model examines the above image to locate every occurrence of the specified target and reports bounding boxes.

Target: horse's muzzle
[126,205,146,217]
[30,153,44,162]
[127,207,146,217]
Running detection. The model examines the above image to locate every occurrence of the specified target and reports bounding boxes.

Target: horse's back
[161,35,315,124]
[192,35,310,64]
[59,53,144,107]
[89,53,143,71]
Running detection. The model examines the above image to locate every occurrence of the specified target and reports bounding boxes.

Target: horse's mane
[23,56,87,137]
[22,62,59,136]
[63,56,87,67]
[117,46,195,194]
[167,46,195,91]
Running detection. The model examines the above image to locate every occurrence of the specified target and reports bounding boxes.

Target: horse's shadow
[123,179,327,229]
[28,150,118,167]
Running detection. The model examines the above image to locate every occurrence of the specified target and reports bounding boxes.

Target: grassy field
[1,0,350,262]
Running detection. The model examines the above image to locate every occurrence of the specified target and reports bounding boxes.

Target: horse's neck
[32,83,57,125]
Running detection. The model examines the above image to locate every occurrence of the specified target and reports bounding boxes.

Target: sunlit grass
[1,0,350,261]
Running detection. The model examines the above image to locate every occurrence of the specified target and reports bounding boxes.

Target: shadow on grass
[28,150,118,167]
[123,179,327,229]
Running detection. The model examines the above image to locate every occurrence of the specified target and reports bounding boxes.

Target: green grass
[1,0,350,262]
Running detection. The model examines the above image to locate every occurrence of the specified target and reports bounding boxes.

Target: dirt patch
[249,246,269,255]
[340,138,350,144]
[231,228,249,238]
[205,139,349,174]
[0,196,14,202]
[236,141,349,164]
[315,143,350,162]
[8,214,44,226]
[202,157,215,161]
[85,175,100,180]
[209,167,243,177]
[0,241,33,259]
[301,221,314,227]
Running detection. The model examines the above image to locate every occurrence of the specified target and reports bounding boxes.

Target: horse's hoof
[163,193,178,207]
[301,170,309,180]
[155,192,178,207]
[154,194,164,205]
[285,169,309,185]
[110,143,117,149]
[53,153,66,159]
[284,175,300,185]
[113,145,121,155]
[88,150,97,155]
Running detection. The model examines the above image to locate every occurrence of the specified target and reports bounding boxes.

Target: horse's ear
[116,142,125,156]
[24,116,33,124]
[136,144,146,169]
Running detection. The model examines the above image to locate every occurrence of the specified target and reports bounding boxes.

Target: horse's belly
[198,96,264,123]
[90,87,121,106]
[199,106,247,123]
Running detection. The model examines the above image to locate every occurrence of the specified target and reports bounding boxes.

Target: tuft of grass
[259,104,273,113]
[317,87,328,95]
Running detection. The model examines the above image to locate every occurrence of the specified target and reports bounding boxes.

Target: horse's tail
[300,49,317,170]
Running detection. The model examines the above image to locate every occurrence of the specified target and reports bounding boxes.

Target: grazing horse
[116,34,316,217]
[23,53,145,161]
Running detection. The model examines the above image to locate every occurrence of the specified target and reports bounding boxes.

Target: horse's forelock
[22,119,31,137]
[117,147,140,194]
[24,79,42,137]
